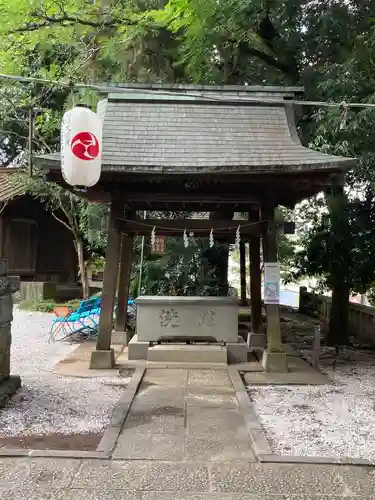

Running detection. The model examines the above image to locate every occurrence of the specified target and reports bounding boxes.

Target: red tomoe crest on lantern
[71,131,100,161]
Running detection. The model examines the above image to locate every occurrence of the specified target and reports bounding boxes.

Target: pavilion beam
[112,232,134,346]
[90,196,123,369]
[121,192,263,204]
[247,209,264,350]
[261,205,288,373]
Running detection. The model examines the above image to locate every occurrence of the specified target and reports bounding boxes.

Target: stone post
[0,260,21,407]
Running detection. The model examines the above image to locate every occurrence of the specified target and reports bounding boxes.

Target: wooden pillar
[261,205,288,372]
[247,208,264,349]
[90,197,122,369]
[249,235,262,333]
[239,242,247,307]
[113,234,133,344]
[249,209,262,332]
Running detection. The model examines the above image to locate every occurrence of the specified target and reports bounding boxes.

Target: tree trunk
[76,238,90,299]
[326,186,351,346]
[327,284,350,346]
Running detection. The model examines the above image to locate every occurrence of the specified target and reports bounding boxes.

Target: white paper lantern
[61,106,103,187]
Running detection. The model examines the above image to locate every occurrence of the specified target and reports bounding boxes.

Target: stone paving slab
[0,488,141,500]
[71,460,210,492]
[60,491,140,500]
[142,368,189,386]
[129,399,186,413]
[136,385,186,399]
[1,489,365,500]
[0,458,81,490]
[0,457,375,498]
[210,463,349,496]
[187,407,248,432]
[124,410,185,434]
[139,495,352,500]
[187,370,232,387]
[186,393,238,408]
[186,434,255,462]
[339,466,375,495]
[0,488,57,500]
[113,432,185,460]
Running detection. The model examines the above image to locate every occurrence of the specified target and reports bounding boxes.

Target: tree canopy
[2,0,375,341]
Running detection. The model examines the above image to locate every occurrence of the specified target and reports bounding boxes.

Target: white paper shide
[61,106,103,187]
[264,262,280,304]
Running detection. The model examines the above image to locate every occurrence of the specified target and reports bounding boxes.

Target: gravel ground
[0,309,130,438]
[248,312,375,459]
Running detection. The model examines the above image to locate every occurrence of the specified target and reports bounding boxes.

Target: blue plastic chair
[50,296,136,343]
[49,296,102,343]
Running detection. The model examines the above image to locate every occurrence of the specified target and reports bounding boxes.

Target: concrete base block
[111,330,127,345]
[128,334,149,360]
[0,375,21,408]
[227,337,248,364]
[247,332,266,348]
[89,349,115,369]
[262,350,288,373]
[148,344,227,363]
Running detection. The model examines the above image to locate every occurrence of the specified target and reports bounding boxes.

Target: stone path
[1,368,375,498]
[113,368,255,462]
[1,455,375,499]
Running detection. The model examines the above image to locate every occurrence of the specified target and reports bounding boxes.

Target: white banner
[264,262,280,304]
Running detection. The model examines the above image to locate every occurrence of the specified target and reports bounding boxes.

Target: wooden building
[35,84,356,371]
[0,168,77,284]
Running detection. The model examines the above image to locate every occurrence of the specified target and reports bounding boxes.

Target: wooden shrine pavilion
[35,84,356,371]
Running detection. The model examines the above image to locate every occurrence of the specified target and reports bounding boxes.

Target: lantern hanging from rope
[61,106,103,188]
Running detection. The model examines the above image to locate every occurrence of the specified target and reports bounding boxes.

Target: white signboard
[264,262,280,304]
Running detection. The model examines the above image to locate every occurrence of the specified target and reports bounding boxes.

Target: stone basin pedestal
[128,296,248,364]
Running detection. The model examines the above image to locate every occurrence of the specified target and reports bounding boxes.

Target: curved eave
[34,153,356,176]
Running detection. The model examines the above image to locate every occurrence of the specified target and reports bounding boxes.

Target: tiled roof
[35,88,356,174]
[0,168,25,202]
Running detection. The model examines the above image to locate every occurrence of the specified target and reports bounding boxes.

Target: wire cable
[0,72,374,111]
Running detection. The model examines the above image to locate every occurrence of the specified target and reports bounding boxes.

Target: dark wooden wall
[0,196,77,282]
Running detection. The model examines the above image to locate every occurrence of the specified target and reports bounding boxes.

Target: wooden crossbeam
[121,192,262,204]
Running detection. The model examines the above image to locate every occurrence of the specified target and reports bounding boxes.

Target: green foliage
[285,189,375,295]
[19,298,80,312]
[13,170,108,257]
[2,0,375,314]
[132,234,230,297]
[19,300,56,312]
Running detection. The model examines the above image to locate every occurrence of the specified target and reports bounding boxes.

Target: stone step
[147,344,227,363]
